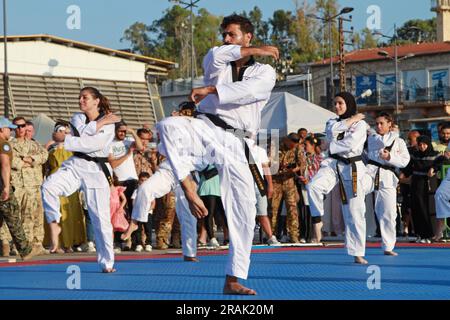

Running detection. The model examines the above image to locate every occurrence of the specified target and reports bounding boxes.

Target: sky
[3,0,435,51]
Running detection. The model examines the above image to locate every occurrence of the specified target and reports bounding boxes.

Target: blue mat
[0,246,449,300]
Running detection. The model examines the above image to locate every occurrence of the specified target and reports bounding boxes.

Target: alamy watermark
[66,5,81,30]
[366,5,382,31]
[366,265,381,290]
[66,265,81,290]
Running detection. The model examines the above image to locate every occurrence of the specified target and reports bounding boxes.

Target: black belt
[200,167,219,181]
[195,112,266,197]
[73,152,113,186]
[368,159,399,190]
[329,154,362,204]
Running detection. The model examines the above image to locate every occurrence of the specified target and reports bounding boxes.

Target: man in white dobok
[126,15,277,295]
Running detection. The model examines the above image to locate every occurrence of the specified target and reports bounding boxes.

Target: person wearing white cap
[0,117,40,261]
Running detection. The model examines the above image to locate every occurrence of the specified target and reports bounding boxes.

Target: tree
[291,0,321,64]
[395,18,437,44]
[121,6,221,79]
[248,6,270,45]
[121,22,153,56]
[353,28,378,50]
[314,0,340,59]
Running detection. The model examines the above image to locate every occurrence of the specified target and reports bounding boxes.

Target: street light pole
[3,0,9,118]
[190,2,194,90]
[169,0,199,90]
[394,24,399,125]
[307,7,353,108]
[328,18,334,99]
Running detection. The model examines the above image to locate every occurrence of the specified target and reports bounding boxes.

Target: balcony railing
[365,86,450,106]
[319,86,450,109]
[431,0,450,10]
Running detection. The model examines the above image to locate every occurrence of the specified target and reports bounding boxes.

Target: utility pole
[307,7,353,108]
[169,0,200,90]
[338,15,353,93]
[338,17,345,92]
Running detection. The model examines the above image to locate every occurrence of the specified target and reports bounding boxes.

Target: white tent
[31,114,56,145]
[261,92,335,136]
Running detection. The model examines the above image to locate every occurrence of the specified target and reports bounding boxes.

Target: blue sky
[4,0,435,51]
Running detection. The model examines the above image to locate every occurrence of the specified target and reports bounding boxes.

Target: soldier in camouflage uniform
[0,117,40,260]
[133,128,156,177]
[10,117,48,252]
[270,133,306,243]
[155,192,181,249]
[152,154,181,249]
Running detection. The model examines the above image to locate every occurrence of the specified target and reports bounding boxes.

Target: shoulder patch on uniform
[2,144,10,152]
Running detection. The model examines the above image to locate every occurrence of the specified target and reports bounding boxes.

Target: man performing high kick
[125,15,278,295]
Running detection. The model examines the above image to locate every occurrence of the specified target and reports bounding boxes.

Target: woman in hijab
[403,135,439,243]
[307,92,374,264]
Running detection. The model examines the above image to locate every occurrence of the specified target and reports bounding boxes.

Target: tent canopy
[261,92,335,137]
[31,114,55,145]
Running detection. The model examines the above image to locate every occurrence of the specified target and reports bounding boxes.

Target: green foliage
[353,28,378,50]
[395,18,437,44]
[121,2,437,80]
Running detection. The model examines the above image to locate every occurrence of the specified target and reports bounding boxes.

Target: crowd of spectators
[0,114,448,257]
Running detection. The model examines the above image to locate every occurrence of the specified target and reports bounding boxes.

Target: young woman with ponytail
[41,87,120,273]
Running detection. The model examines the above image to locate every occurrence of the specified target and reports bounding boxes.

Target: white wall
[0,41,146,82]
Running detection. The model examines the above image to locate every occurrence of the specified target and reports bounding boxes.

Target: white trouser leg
[218,158,256,280]
[307,166,338,217]
[158,115,256,279]
[375,187,397,252]
[435,178,450,219]
[84,186,114,270]
[175,186,197,258]
[41,166,81,223]
[132,161,176,222]
[157,117,200,182]
[331,186,345,234]
[364,193,377,237]
[341,179,367,257]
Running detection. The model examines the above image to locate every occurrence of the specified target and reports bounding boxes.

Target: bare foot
[184,256,199,262]
[223,276,257,295]
[49,248,65,254]
[354,256,368,264]
[181,176,208,219]
[313,221,323,243]
[121,220,139,241]
[384,251,398,256]
[102,268,117,273]
[49,222,61,253]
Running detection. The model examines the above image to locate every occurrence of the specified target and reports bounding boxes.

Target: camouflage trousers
[0,190,32,257]
[155,192,180,248]
[270,178,300,242]
[4,187,44,246]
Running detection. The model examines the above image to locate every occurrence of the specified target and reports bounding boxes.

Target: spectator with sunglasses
[9,117,48,254]
[108,121,144,251]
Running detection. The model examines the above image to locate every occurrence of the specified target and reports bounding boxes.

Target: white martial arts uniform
[157,44,276,279]
[131,160,198,258]
[307,118,373,257]
[41,113,115,270]
[435,161,450,219]
[367,131,410,252]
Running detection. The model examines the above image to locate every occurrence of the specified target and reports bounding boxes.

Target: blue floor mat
[0,246,449,300]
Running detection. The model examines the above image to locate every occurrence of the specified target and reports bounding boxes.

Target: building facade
[0,35,175,128]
